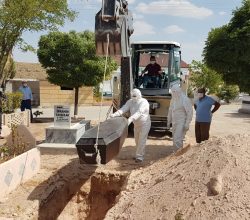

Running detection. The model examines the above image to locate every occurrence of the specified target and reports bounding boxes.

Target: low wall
[0,147,40,199]
[40,81,93,107]
[2,110,30,128]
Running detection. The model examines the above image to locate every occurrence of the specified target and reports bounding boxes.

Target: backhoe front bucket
[95,29,122,56]
[95,0,122,56]
[95,0,133,57]
[95,6,130,57]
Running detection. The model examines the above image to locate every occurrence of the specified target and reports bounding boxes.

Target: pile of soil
[0,115,249,219]
[105,134,250,220]
[1,104,249,219]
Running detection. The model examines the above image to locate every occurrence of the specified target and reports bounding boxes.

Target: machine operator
[141,56,163,88]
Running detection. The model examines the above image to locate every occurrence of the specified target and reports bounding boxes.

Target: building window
[60,86,73,90]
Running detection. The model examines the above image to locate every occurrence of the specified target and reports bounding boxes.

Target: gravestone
[44,105,90,145]
[54,105,71,127]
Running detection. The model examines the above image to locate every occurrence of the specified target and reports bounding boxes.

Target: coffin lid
[76,117,128,146]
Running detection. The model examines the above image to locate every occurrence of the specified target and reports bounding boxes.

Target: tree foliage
[216,84,240,103]
[2,54,15,89]
[203,0,250,93]
[189,60,223,94]
[0,0,76,84]
[37,31,118,114]
[2,92,22,113]
[37,31,117,87]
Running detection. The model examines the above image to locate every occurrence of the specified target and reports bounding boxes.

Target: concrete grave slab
[45,120,91,144]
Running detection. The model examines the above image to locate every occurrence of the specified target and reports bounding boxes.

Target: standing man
[194,88,220,143]
[110,88,151,163]
[167,84,193,149]
[141,56,163,88]
[19,80,33,122]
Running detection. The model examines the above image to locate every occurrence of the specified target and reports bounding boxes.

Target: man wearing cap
[141,56,163,88]
[19,80,33,121]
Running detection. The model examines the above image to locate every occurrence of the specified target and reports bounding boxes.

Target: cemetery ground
[0,103,250,219]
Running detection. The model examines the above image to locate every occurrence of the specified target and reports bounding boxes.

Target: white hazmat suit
[167,84,193,149]
[111,89,151,162]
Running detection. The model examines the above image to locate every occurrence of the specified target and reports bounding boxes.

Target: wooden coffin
[76,117,128,164]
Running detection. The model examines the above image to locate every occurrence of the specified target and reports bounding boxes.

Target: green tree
[203,0,250,93]
[1,54,16,90]
[2,92,22,113]
[0,0,76,85]
[189,60,223,94]
[216,84,240,103]
[37,31,118,115]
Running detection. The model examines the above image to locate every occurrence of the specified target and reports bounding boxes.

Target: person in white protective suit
[167,84,193,149]
[110,88,151,162]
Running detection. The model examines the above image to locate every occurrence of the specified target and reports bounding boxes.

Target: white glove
[167,123,171,130]
[110,112,120,118]
[110,113,115,118]
[128,118,133,125]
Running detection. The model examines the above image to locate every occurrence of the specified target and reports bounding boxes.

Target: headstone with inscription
[43,105,90,145]
[54,105,71,127]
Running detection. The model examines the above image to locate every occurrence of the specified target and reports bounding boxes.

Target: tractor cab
[131,41,182,129]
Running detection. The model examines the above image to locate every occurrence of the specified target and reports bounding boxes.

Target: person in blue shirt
[19,80,33,121]
[194,88,220,143]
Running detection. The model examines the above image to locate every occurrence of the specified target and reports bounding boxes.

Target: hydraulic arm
[95,0,133,57]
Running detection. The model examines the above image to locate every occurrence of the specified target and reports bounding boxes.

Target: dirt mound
[105,134,250,220]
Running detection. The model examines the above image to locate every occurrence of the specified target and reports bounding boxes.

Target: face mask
[198,93,204,98]
[172,91,179,98]
[132,96,138,101]
[150,61,156,64]
[23,84,27,87]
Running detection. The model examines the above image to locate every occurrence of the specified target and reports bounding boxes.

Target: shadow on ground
[113,144,175,171]
[128,127,172,139]
[148,128,172,140]
[224,112,250,122]
[225,112,250,119]
[28,158,96,220]
[112,129,174,172]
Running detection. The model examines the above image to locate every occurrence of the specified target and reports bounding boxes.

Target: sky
[13,0,243,64]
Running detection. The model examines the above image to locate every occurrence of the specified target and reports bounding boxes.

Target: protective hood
[170,84,182,99]
[131,88,142,100]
